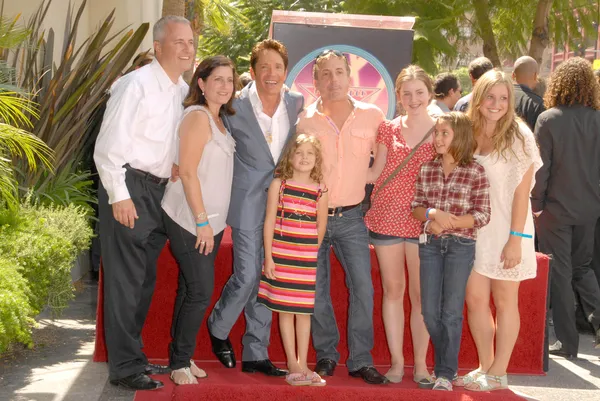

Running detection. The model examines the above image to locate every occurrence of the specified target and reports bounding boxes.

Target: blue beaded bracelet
[196,221,209,227]
[510,230,532,238]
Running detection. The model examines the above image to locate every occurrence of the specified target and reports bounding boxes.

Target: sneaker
[549,340,562,351]
[432,377,453,391]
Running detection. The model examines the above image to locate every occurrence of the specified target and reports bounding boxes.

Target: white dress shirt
[248,83,289,163]
[94,59,188,204]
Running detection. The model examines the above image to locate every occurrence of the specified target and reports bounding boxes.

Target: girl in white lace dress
[457,70,542,392]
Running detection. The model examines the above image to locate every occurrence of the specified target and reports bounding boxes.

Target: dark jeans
[420,235,475,381]
[165,214,223,370]
[98,173,167,380]
[537,213,600,354]
[311,206,374,371]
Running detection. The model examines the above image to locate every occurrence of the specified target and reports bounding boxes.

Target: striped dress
[258,180,322,315]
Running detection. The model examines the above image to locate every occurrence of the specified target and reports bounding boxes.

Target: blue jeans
[420,235,475,380]
[311,206,374,371]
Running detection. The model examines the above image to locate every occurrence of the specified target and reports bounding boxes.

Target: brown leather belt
[328,203,360,216]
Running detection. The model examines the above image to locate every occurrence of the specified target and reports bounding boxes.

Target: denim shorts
[369,230,419,246]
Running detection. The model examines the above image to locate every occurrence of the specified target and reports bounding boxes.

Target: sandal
[385,368,404,384]
[170,367,198,385]
[190,360,208,379]
[308,371,327,386]
[466,374,508,392]
[413,371,435,389]
[285,372,312,386]
[453,368,484,387]
[432,377,453,391]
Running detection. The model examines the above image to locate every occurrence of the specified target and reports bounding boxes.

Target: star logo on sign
[297,84,382,103]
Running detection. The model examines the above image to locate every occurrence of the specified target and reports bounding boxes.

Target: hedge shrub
[0,203,93,352]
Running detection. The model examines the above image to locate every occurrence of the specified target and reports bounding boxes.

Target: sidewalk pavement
[0,275,599,401]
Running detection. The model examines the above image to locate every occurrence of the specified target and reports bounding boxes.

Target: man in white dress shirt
[93,16,193,391]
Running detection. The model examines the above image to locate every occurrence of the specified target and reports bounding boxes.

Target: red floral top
[364,118,436,238]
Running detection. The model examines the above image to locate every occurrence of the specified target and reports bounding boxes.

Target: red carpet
[94,228,549,375]
[132,361,526,401]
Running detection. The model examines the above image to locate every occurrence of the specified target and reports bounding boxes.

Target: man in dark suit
[512,56,545,131]
[207,39,304,375]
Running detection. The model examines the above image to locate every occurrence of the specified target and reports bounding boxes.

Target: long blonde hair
[467,69,525,160]
[275,134,324,183]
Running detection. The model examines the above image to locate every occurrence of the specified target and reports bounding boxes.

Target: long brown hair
[394,65,434,115]
[275,134,324,183]
[544,57,600,110]
[467,69,525,160]
[435,112,476,166]
[183,55,237,115]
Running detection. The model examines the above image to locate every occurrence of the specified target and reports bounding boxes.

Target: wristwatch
[196,211,207,221]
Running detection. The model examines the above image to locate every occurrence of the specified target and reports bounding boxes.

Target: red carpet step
[95,228,550,374]
[132,361,526,401]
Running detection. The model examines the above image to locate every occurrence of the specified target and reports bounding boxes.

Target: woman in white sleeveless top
[458,70,541,392]
[161,56,237,385]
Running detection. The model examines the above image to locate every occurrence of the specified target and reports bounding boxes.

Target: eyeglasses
[315,49,344,61]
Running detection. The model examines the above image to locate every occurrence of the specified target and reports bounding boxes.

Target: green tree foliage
[200,0,598,76]
[200,0,342,73]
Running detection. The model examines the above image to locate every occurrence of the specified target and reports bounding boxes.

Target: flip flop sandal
[414,373,435,389]
[170,367,197,385]
[466,374,508,392]
[453,369,483,387]
[285,372,312,386]
[190,360,208,379]
[308,371,327,386]
[385,369,404,383]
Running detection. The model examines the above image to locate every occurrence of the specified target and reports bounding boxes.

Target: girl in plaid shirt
[411,112,491,391]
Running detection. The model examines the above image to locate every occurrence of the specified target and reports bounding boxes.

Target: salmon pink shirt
[297,97,385,208]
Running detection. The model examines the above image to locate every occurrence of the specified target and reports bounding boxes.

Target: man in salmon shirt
[297,49,388,385]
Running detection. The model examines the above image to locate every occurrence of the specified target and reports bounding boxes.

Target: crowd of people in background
[92,15,600,393]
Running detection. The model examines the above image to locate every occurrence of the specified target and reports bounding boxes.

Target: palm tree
[0,16,53,210]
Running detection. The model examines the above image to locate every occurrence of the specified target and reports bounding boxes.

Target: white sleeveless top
[162,105,236,235]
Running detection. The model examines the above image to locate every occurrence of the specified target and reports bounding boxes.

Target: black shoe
[349,366,389,385]
[144,363,171,375]
[109,372,164,390]
[209,329,236,368]
[241,359,287,376]
[595,327,600,349]
[314,358,337,376]
[549,348,577,359]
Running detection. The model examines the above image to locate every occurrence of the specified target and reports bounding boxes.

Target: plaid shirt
[411,158,491,239]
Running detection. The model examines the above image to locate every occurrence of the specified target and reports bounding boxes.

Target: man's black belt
[124,164,169,186]
[328,203,360,216]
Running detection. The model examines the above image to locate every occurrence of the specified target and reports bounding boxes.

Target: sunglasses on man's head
[315,49,344,61]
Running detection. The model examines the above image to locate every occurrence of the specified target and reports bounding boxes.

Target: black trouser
[537,213,600,355]
[165,214,223,370]
[592,218,600,289]
[98,171,167,380]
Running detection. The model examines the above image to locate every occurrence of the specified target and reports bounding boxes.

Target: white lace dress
[473,123,542,281]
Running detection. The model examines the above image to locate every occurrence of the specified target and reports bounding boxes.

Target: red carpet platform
[132,362,525,401]
[95,228,549,383]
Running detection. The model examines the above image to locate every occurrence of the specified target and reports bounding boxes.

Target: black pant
[98,172,167,380]
[592,218,600,289]
[537,213,600,354]
[165,214,223,370]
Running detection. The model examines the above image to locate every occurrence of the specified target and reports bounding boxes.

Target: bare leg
[375,243,407,379]
[279,313,301,373]
[465,271,494,372]
[405,242,430,377]
[296,314,311,373]
[487,280,521,376]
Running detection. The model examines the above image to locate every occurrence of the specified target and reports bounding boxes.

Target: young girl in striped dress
[258,134,328,386]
